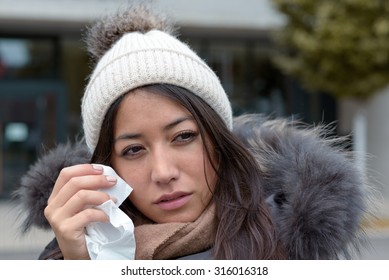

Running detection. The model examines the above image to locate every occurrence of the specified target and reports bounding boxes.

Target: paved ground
[0,200,54,260]
[1,200,388,260]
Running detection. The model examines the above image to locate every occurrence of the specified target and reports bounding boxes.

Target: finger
[45,189,112,223]
[62,189,113,218]
[48,174,117,210]
[54,207,109,239]
[49,164,104,203]
[53,208,109,260]
[72,207,110,228]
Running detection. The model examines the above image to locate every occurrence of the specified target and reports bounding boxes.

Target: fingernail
[92,164,103,171]
[105,175,117,183]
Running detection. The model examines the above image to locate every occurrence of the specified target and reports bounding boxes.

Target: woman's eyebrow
[114,132,141,142]
[114,116,194,142]
[163,116,194,131]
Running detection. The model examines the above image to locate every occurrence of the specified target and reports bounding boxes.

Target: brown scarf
[134,204,217,259]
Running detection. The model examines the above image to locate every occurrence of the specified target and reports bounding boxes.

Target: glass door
[0,81,67,198]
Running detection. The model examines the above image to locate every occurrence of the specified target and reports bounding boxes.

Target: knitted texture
[82,30,232,152]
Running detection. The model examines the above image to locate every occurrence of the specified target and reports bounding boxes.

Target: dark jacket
[12,114,369,259]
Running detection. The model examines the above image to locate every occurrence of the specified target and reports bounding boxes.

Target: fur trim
[12,139,91,232]
[233,114,368,259]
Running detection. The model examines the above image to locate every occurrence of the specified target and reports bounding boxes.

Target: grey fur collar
[233,115,368,259]
[13,140,91,232]
[12,114,368,259]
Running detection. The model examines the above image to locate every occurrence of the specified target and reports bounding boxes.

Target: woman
[14,2,368,260]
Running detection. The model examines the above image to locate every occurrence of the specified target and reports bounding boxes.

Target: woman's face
[110,89,217,223]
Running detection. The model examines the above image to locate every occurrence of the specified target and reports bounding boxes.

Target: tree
[270,0,389,180]
[271,0,389,99]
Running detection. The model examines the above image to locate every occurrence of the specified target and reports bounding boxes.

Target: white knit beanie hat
[82,29,233,153]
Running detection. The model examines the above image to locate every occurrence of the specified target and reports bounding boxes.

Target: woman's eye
[122,145,144,157]
[174,131,197,143]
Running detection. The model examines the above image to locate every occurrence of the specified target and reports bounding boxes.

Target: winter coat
[12,114,368,259]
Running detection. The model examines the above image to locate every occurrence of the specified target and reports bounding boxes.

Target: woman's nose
[150,148,179,184]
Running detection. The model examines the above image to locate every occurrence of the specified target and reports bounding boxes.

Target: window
[0,37,58,80]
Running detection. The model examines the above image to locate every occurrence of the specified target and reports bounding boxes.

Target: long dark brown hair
[92,84,286,259]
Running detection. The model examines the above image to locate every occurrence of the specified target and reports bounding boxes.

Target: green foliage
[271,0,389,99]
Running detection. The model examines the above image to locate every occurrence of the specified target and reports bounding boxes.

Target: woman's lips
[154,192,192,210]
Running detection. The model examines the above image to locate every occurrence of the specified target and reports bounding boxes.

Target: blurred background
[0,0,388,259]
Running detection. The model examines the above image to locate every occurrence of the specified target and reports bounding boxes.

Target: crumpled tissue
[85,164,135,260]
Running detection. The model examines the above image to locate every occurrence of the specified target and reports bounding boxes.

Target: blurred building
[0,0,387,225]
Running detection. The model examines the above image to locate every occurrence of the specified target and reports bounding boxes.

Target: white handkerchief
[85,164,135,260]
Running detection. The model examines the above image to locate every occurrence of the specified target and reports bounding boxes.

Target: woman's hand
[44,164,117,259]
